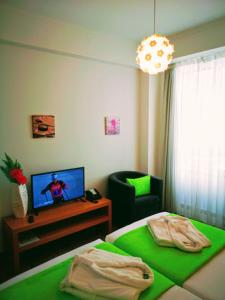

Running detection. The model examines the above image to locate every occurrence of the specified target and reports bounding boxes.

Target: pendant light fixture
[136,0,174,75]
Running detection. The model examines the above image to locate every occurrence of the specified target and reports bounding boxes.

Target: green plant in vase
[0,153,28,218]
[0,153,27,185]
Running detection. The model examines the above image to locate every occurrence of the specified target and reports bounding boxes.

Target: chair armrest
[108,176,136,226]
[108,176,135,206]
[151,176,163,203]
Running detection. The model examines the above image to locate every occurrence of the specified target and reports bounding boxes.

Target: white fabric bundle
[60,247,154,300]
[147,215,211,252]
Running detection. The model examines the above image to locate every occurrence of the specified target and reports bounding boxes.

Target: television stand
[3,197,112,274]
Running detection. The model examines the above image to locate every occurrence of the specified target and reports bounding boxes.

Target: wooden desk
[3,197,112,274]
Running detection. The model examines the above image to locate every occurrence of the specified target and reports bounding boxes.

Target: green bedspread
[0,242,174,300]
[114,218,225,286]
[95,243,174,300]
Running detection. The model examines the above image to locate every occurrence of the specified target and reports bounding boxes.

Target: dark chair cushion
[134,195,161,221]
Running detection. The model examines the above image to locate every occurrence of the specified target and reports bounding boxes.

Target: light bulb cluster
[136,34,174,75]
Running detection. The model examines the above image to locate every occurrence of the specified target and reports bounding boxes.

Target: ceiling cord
[153,0,156,33]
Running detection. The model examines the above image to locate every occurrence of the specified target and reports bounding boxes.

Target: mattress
[105,212,225,300]
[0,238,201,300]
[106,212,168,243]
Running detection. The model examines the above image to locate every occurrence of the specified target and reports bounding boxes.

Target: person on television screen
[41,173,66,203]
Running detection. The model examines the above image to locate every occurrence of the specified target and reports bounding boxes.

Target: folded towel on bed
[147,215,211,252]
[60,247,154,300]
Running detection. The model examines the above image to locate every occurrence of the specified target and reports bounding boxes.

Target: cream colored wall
[148,17,225,178]
[148,73,164,177]
[0,4,136,67]
[0,5,140,250]
[138,71,149,173]
[0,43,139,192]
[170,17,225,59]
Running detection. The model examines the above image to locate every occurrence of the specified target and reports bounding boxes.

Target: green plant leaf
[0,153,24,184]
[0,166,6,172]
[0,166,15,183]
[5,153,15,169]
[15,160,20,169]
[1,159,10,168]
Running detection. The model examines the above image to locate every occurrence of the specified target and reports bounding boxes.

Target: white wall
[0,5,141,250]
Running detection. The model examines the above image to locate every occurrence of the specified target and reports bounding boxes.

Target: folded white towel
[147,215,211,252]
[60,247,154,300]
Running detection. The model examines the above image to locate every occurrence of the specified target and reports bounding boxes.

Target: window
[166,54,225,228]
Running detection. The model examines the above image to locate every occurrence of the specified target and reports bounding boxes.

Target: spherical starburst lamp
[136,0,174,75]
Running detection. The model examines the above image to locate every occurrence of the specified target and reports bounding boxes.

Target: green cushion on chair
[126,175,151,196]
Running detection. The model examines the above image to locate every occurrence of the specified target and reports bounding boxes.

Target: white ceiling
[2,0,225,41]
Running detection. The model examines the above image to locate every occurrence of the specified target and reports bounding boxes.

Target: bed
[105,212,225,300]
[0,238,201,300]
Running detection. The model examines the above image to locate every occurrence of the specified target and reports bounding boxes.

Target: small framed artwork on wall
[105,116,120,135]
[32,115,55,138]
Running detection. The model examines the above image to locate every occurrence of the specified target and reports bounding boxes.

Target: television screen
[31,167,85,210]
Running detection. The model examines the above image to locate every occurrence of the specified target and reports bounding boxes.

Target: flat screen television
[31,167,85,210]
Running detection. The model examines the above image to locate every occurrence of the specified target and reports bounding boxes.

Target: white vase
[12,184,28,218]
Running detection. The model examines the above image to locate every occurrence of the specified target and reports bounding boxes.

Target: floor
[0,224,108,284]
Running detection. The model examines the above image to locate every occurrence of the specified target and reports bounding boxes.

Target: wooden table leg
[107,201,112,233]
[11,232,20,274]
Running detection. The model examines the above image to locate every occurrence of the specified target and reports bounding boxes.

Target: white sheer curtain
[165,54,225,228]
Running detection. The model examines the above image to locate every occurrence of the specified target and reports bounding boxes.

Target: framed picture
[105,116,120,135]
[32,115,55,138]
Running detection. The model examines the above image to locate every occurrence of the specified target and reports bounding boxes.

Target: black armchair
[108,171,163,227]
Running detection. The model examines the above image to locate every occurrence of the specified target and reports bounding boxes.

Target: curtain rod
[171,45,225,65]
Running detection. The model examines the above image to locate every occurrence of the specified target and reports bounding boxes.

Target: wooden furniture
[3,197,112,274]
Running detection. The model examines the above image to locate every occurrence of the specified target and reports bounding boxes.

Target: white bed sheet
[0,237,201,299]
[105,212,225,300]
[105,211,169,243]
[183,249,225,300]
